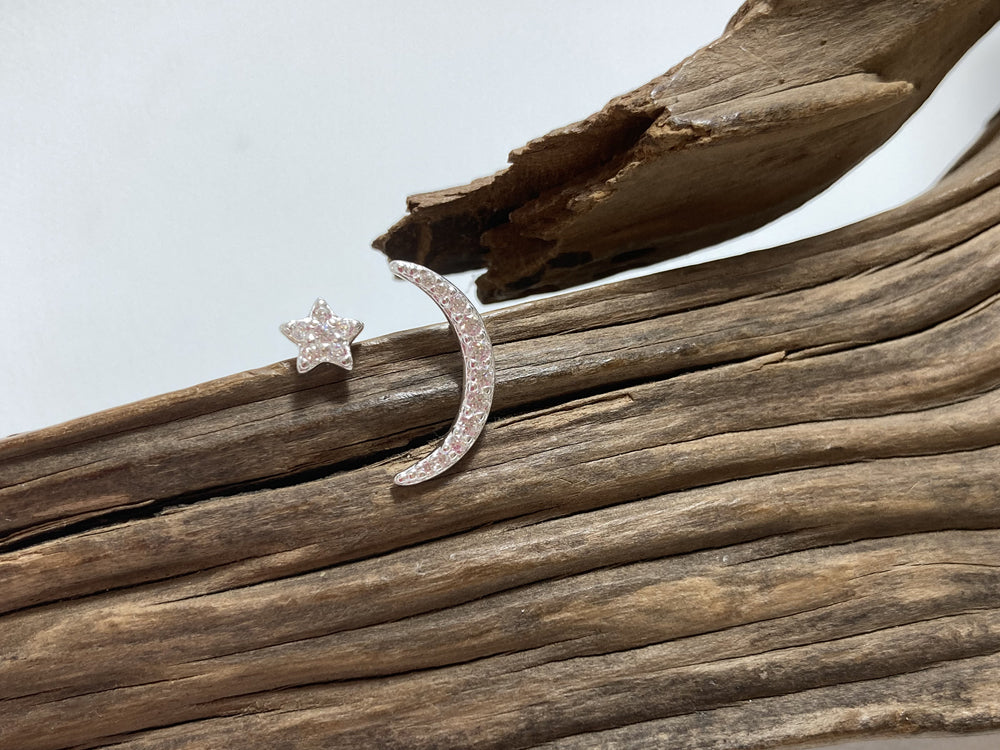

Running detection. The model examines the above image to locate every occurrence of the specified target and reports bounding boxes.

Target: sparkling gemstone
[389,260,494,487]
[281,299,363,372]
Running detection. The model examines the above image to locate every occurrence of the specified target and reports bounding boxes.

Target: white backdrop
[2,1,999,438]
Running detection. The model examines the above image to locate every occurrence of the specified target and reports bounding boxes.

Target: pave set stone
[280,299,364,373]
[389,261,495,486]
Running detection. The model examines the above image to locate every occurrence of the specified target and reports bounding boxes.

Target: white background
[2,1,999,441]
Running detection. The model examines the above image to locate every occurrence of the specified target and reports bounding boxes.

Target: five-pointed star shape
[280,298,364,373]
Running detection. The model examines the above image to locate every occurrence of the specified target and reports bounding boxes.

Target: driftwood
[4,2,1000,747]
[375,0,1000,302]
[2,105,1000,747]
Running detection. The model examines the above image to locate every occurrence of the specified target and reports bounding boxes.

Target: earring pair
[280,260,494,486]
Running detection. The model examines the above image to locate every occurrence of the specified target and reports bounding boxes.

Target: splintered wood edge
[374,0,1000,302]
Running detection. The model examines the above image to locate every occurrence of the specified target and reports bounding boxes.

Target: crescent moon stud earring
[388,260,494,486]
[280,260,494,486]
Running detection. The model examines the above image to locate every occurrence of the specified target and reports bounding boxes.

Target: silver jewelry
[280,299,364,373]
[388,261,494,485]
[280,260,494,486]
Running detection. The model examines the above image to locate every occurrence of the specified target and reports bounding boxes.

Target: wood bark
[1,106,1000,748]
[374,0,1000,302]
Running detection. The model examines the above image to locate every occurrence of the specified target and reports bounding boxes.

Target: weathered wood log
[374,0,1000,302]
[1,99,999,748]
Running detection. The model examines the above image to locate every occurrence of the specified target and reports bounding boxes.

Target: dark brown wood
[1,110,999,747]
[374,0,1000,302]
[5,28,1000,750]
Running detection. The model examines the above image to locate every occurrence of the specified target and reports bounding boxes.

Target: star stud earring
[280,298,364,373]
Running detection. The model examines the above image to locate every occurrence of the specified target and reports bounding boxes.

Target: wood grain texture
[374,0,1000,302]
[3,73,1000,750]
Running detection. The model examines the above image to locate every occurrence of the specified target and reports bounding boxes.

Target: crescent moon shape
[389,260,495,486]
